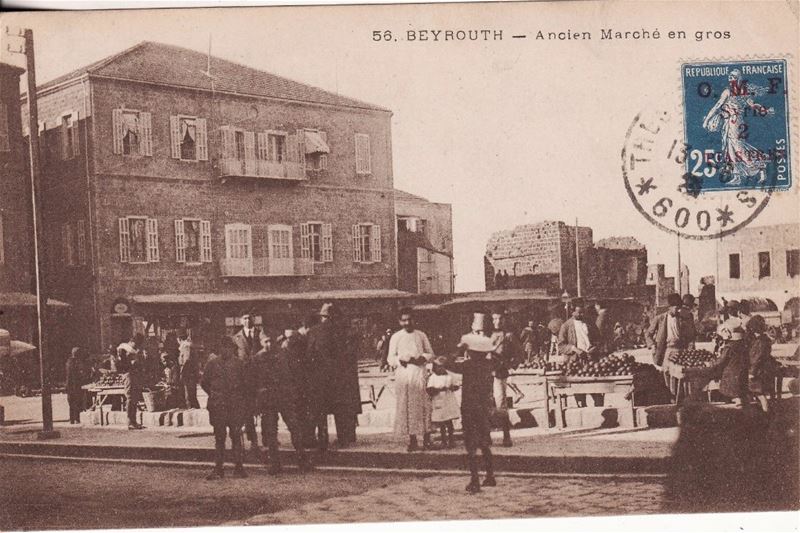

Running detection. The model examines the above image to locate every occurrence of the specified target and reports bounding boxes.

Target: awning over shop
[440,289,555,307]
[0,292,70,308]
[131,289,414,306]
[304,130,330,154]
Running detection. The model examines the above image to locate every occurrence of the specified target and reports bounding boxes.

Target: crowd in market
[60,292,791,491]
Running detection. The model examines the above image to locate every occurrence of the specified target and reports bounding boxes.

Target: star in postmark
[636,177,656,196]
[716,205,734,227]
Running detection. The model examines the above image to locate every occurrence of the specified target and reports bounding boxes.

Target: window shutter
[169,116,181,159]
[355,134,371,174]
[146,218,159,262]
[76,219,86,265]
[286,133,298,163]
[296,131,306,169]
[174,219,186,263]
[320,154,328,171]
[244,131,256,174]
[300,223,311,259]
[70,111,80,156]
[196,118,208,161]
[371,224,382,263]
[60,115,70,161]
[322,223,333,262]
[352,224,362,263]
[201,220,212,262]
[112,109,124,155]
[140,112,153,156]
[257,132,268,160]
[118,217,130,263]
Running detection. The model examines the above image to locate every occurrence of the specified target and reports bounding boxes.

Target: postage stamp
[681,59,791,192]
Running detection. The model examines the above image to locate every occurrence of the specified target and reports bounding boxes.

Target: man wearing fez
[387,307,435,452]
[307,302,361,451]
[232,311,262,452]
[447,312,498,493]
[647,293,696,396]
[201,336,247,480]
[559,299,604,407]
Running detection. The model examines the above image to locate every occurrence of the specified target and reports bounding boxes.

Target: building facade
[716,223,800,312]
[24,41,403,352]
[395,189,454,294]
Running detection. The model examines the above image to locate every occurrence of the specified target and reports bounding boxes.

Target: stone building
[716,223,800,317]
[394,189,453,294]
[22,41,408,353]
[484,221,592,294]
[585,236,649,299]
[646,264,676,308]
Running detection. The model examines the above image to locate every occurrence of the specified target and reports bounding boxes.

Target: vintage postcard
[0,1,798,531]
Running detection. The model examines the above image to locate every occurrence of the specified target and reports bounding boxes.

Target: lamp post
[561,290,571,320]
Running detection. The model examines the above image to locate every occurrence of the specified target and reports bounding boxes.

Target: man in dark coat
[647,293,696,397]
[558,300,604,407]
[178,338,200,409]
[254,332,312,474]
[117,333,145,430]
[65,347,86,424]
[201,336,247,480]
[306,302,361,451]
[232,312,262,452]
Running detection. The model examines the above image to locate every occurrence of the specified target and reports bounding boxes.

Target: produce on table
[668,348,716,368]
[96,373,126,387]
[517,356,563,372]
[565,352,641,377]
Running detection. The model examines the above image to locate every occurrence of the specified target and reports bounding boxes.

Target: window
[0,214,4,264]
[112,109,153,156]
[355,133,371,175]
[304,129,329,171]
[119,216,159,263]
[728,253,740,279]
[62,223,76,266]
[225,224,252,260]
[787,249,800,278]
[76,219,86,265]
[758,251,771,279]
[301,222,333,263]
[352,223,381,263]
[170,116,208,161]
[59,111,79,160]
[0,103,9,152]
[175,219,212,263]
[267,134,285,162]
[269,227,292,259]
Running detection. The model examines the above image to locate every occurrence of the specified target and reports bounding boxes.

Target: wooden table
[81,384,127,426]
[547,375,635,430]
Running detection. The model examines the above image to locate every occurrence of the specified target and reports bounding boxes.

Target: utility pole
[7,27,58,439]
[575,218,582,297]
[677,233,682,296]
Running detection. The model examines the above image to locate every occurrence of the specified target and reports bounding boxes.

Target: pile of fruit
[668,349,715,368]
[565,352,638,378]
[517,357,563,372]
[96,373,126,387]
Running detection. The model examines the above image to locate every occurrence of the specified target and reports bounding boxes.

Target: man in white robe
[388,307,434,452]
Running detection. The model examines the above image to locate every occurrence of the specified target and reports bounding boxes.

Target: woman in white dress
[387,308,435,452]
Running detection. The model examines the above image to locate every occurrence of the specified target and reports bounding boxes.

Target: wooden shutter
[174,219,186,262]
[196,118,208,161]
[286,133,298,163]
[118,217,130,263]
[296,131,306,169]
[257,132,268,160]
[355,134,371,174]
[244,131,256,174]
[352,224,362,263]
[112,109,124,154]
[370,224,382,263]
[201,220,212,262]
[146,218,159,262]
[169,116,181,159]
[322,223,333,262]
[70,111,80,156]
[140,112,153,156]
[300,223,311,259]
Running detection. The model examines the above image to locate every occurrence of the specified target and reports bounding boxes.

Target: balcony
[218,158,306,181]
[219,257,315,277]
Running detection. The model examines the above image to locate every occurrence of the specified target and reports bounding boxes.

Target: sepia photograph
[0,1,798,531]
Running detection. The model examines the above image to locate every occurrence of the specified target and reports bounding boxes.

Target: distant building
[646,264,676,308]
[679,264,691,297]
[586,237,649,299]
[717,223,800,316]
[394,190,454,294]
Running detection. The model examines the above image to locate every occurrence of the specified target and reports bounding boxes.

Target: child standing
[426,356,460,448]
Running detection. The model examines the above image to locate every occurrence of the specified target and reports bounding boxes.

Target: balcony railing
[218,158,306,181]
[219,257,315,277]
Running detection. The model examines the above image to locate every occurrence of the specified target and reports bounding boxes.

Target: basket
[142,390,165,412]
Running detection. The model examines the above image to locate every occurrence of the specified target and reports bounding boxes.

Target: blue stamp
[682,59,791,192]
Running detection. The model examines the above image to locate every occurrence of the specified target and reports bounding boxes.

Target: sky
[2,1,798,292]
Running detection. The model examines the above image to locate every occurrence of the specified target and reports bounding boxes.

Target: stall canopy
[0,292,70,308]
[131,289,414,306]
[0,329,37,358]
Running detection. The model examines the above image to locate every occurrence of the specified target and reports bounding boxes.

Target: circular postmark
[622,108,775,240]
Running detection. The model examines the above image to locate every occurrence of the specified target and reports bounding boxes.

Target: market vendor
[646,293,695,398]
[117,333,146,430]
[558,300,604,407]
